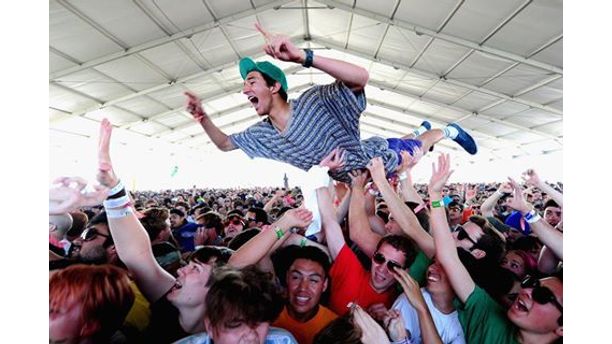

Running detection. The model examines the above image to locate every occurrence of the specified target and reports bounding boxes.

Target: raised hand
[184,91,207,123]
[397,148,423,174]
[97,118,119,188]
[278,208,313,229]
[505,177,532,213]
[366,157,387,184]
[351,304,391,344]
[383,309,409,343]
[497,182,513,194]
[428,153,454,194]
[521,168,541,187]
[348,169,369,189]
[392,266,428,312]
[49,177,109,215]
[255,22,304,63]
[319,148,346,171]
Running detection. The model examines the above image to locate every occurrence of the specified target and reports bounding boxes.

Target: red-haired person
[49,264,135,343]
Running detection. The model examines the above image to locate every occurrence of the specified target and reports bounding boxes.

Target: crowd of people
[49,25,562,344]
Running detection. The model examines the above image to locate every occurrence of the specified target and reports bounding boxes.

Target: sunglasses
[372,252,402,271]
[225,218,243,226]
[521,276,563,325]
[456,226,477,250]
[80,227,110,242]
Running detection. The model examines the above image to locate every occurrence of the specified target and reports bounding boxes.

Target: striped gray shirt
[229,81,398,182]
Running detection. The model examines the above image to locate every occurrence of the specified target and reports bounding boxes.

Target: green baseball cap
[239,57,288,93]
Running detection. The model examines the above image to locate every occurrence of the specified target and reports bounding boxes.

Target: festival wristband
[431,200,444,208]
[524,209,542,224]
[103,195,131,209]
[398,172,408,181]
[302,48,314,68]
[274,227,285,240]
[107,180,125,197]
[106,206,134,219]
[300,238,307,247]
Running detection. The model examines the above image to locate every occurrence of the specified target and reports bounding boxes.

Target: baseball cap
[239,57,288,92]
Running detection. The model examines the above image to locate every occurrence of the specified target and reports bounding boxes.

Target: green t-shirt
[408,250,431,286]
[455,286,519,344]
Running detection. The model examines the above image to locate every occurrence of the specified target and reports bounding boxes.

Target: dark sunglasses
[456,226,477,249]
[80,227,110,242]
[372,252,402,271]
[521,276,563,325]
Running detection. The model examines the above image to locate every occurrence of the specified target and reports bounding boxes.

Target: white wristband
[398,172,408,181]
[108,180,125,197]
[103,195,130,209]
[106,206,133,219]
[496,190,505,196]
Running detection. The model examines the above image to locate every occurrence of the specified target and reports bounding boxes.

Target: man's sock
[413,124,429,137]
[443,126,459,139]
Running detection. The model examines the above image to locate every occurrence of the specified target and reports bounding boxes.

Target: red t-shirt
[328,244,398,316]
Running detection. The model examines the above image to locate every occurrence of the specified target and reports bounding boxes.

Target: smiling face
[424,260,453,295]
[243,71,276,117]
[507,277,563,335]
[166,261,212,309]
[370,243,406,292]
[286,258,328,322]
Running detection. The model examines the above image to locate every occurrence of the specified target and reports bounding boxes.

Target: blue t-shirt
[230,82,399,182]
[171,327,297,344]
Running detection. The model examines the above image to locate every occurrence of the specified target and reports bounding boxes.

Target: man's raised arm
[97,119,176,303]
[255,23,368,92]
[185,91,236,152]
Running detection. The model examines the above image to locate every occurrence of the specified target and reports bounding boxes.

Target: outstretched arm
[397,150,425,204]
[97,119,175,303]
[428,154,475,303]
[185,91,236,152]
[348,170,382,258]
[255,23,368,91]
[480,182,512,218]
[228,209,313,268]
[522,169,563,208]
[368,157,436,258]
[506,178,563,259]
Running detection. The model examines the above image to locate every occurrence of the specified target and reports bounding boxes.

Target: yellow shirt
[124,281,151,332]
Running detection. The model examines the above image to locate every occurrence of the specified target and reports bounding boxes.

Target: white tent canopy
[49,0,562,189]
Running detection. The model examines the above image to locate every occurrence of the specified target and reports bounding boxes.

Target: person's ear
[270,81,281,94]
[554,324,563,337]
[323,277,329,293]
[471,249,486,260]
[204,318,215,340]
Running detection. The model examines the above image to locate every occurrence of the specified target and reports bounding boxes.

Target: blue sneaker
[448,123,477,155]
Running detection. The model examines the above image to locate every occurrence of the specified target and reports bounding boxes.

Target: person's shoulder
[265,327,298,344]
[171,332,211,344]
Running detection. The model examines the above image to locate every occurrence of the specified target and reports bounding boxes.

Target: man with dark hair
[185,25,478,183]
[194,211,225,247]
[246,207,270,229]
[543,199,562,227]
[272,245,338,344]
[71,212,120,266]
[169,208,200,252]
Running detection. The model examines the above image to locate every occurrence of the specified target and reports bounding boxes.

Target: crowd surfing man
[185,24,478,183]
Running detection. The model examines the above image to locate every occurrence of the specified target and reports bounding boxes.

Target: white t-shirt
[392,288,465,344]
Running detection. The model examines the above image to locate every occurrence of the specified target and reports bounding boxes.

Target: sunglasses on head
[456,226,477,250]
[80,227,110,242]
[372,252,402,271]
[521,276,563,325]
